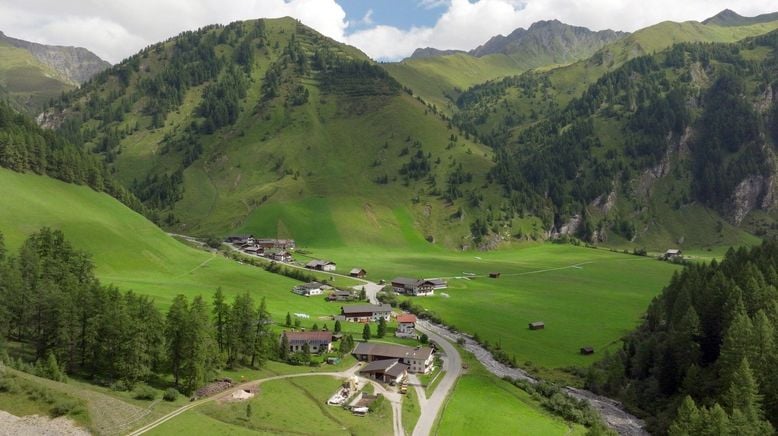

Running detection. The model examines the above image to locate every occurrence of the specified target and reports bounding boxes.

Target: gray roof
[426,278,447,286]
[391,277,420,286]
[352,342,433,360]
[341,304,392,315]
[307,259,335,267]
[360,359,408,377]
[297,282,324,290]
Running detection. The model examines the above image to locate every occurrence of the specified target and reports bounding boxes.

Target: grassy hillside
[49,18,497,250]
[0,168,356,321]
[0,39,74,112]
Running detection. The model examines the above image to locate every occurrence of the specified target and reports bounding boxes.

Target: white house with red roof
[395,314,417,338]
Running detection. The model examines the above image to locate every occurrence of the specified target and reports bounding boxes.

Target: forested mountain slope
[587,241,778,434]
[44,18,497,249]
[464,31,778,249]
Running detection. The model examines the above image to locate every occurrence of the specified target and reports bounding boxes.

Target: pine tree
[377,318,387,338]
[723,358,765,424]
[334,320,341,333]
[362,324,371,341]
[279,333,290,361]
[165,295,189,387]
[250,297,271,368]
[285,312,292,327]
[212,287,227,353]
[718,310,755,387]
[669,396,700,436]
[312,323,319,331]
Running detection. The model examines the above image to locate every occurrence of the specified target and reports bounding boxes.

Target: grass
[0,369,89,427]
[308,242,679,372]
[401,385,421,434]
[433,350,586,436]
[195,376,392,435]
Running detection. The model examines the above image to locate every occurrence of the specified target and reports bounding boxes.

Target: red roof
[396,314,417,323]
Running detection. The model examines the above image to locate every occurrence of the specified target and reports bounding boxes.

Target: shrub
[163,388,178,402]
[110,380,130,392]
[133,384,157,400]
[0,376,19,393]
[49,399,79,417]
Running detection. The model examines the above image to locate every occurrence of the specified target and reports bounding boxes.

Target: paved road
[412,320,463,436]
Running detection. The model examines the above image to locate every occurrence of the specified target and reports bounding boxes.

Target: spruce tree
[285,312,292,327]
[377,318,387,338]
[334,320,341,333]
[669,396,700,436]
[362,324,371,341]
[212,287,227,353]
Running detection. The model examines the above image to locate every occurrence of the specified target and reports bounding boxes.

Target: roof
[350,268,366,274]
[306,259,336,267]
[283,331,332,345]
[332,290,354,296]
[391,277,419,286]
[529,321,545,326]
[665,249,681,254]
[396,314,417,324]
[296,282,324,290]
[360,359,409,377]
[426,279,447,286]
[341,304,392,315]
[353,342,433,360]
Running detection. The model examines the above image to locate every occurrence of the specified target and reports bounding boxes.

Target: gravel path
[0,410,89,436]
[416,320,648,436]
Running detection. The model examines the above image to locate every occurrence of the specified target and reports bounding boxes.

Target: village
[224,234,448,417]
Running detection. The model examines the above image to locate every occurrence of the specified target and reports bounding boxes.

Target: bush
[163,388,178,402]
[110,380,130,392]
[0,376,19,393]
[49,399,80,417]
[133,384,157,400]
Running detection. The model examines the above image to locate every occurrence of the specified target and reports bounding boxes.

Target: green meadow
[434,350,586,435]
[306,242,680,370]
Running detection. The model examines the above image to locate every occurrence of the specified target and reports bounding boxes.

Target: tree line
[587,240,778,434]
[0,228,288,395]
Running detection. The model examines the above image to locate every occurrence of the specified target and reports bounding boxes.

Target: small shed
[528,321,545,330]
[580,346,595,355]
[489,272,501,278]
[350,268,367,278]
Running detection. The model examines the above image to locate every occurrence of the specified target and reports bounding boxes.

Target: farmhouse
[489,272,501,278]
[292,282,325,297]
[242,245,262,255]
[427,278,448,290]
[267,250,293,262]
[359,359,408,384]
[328,290,356,302]
[256,238,296,250]
[339,304,392,322]
[529,321,545,330]
[391,277,435,296]
[226,234,254,245]
[663,249,682,260]
[395,314,417,338]
[349,268,367,278]
[306,259,337,271]
[352,342,434,374]
[282,331,333,353]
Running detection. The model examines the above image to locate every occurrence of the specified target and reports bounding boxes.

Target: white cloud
[0,1,776,63]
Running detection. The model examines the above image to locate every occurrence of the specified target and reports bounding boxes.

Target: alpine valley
[0,6,776,436]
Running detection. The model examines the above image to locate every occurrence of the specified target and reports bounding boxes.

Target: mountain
[470,20,627,60]
[0,31,109,112]
[383,20,627,112]
[408,47,466,59]
[703,8,778,26]
[44,18,497,249]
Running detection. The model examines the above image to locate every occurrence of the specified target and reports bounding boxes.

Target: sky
[1,0,777,64]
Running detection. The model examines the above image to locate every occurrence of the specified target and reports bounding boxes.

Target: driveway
[412,320,463,436]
